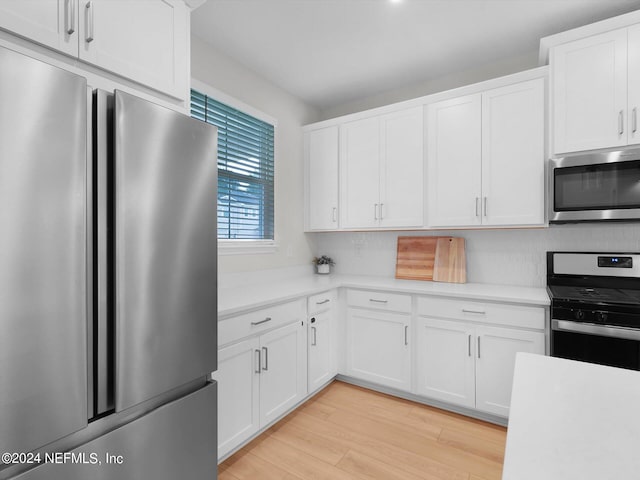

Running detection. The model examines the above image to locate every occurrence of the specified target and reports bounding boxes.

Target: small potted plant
[312,255,335,274]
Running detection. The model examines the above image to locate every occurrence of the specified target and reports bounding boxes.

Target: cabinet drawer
[417,296,544,330]
[219,298,306,347]
[347,289,412,313]
[308,290,336,315]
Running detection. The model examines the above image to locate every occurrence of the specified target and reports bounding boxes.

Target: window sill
[218,240,279,256]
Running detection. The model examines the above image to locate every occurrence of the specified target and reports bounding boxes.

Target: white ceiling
[192,0,640,111]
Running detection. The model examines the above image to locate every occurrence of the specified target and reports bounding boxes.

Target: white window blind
[190,89,274,240]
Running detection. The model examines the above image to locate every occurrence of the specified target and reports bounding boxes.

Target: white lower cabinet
[474,325,544,416]
[216,316,306,460]
[216,287,547,461]
[415,299,545,417]
[415,318,475,408]
[307,291,337,393]
[259,322,307,426]
[217,337,260,459]
[345,289,412,391]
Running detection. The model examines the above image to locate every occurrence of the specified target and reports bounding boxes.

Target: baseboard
[335,374,508,427]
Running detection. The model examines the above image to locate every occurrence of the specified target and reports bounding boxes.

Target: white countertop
[503,353,640,480]
[218,273,549,317]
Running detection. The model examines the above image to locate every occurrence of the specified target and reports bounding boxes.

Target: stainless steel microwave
[549,149,640,223]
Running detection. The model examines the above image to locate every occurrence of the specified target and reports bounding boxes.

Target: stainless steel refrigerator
[0,46,218,479]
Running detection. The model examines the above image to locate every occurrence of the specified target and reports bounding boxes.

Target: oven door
[551,319,640,370]
[550,150,640,222]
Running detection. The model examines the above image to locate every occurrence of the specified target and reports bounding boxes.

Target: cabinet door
[340,117,380,228]
[415,318,475,408]
[77,0,188,99]
[259,321,307,426]
[628,24,640,146]
[427,94,482,227]
[346,308,411,391]
[306,126,339,230]
[308,310,334,393]
[474,326,544,417]
[552,29,627,154]
[482,79,545,226]
[0,0,78,56]
[216,337,260,460]
[379,107,424,228]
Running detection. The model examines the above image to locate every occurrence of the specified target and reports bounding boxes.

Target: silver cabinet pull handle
[262,347,268,371]
[374,203,378,220]
[251,317,272,326]
[477,336,481,358]
[468,334,472,357]
[85,1,94,43]
[462,309,486,315]
[369,298,388,304]
[65,0,75,34]
[404,325,408,346]
[316,299,330,305]
[619,110,624,135]
[633,107,638,133]
[332,207,337,222]
[475,197,480,217]
[311,326,317,346]
[254,349,261,374]
[483,196,487,217]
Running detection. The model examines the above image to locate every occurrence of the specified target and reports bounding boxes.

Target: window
[190,89,274,241]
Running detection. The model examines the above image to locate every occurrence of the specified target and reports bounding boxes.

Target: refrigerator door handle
[93,90,114,418]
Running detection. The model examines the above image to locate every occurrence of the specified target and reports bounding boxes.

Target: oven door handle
[552,319,640,342]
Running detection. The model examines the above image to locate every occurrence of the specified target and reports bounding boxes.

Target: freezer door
[13,382,217,480]
[0,48,88,455]
[114,91,217,411]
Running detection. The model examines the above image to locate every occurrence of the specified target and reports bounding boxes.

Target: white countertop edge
[218,274,550,318]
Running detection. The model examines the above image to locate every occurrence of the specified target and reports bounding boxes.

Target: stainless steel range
[548,252,640,370]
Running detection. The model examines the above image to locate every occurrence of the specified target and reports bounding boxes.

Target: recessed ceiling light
[390,0,403,4]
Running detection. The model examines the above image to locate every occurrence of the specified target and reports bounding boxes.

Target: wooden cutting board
[395,236,466,283]
[395,237,439,281]
[433,237,466,283]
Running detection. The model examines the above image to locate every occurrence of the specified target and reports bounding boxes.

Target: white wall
[194,35,640,287]
[319,50,539,120]
[191,35,320,274]
[309,224,640,288]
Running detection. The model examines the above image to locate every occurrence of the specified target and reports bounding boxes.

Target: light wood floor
[219,380,507,480]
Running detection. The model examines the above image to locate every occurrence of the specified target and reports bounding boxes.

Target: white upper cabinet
[427,78,545,228]
[551,28,627,154]
[306,126,339,231]
[481,79,545,226]
[627,24,640,146]
[340,107,424,229]
[0,0,78,56]
[78,0,188,99]
[379,107,424,228]
[427,94,482,227]
[340,116,382,229]
[0,0,189,100]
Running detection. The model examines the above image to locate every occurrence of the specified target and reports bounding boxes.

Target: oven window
[554,160,640,211]
[552,330,640,370]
